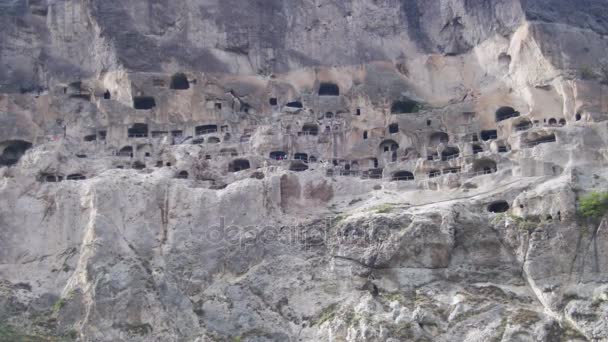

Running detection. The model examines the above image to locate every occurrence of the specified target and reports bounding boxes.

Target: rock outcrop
[1,0,608,341]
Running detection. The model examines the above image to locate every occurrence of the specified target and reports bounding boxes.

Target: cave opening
[367,168,383,179]
[229,159,251,172]
[429,170,441,178]
[289,161,309,172]
[84,134,97,142]
[526,133,556,146]
[473,159,497,174]
[66,174,86,181]
[441,147,460,161]
[0,140,32,166]
[515,120,532,131]
[488,200,510,213]
[128,123,149,138]
[318,82,340,96]
[443,167,461,174]
[380,139,399,153]
[302,123,319,136]
[170,73,190,90]
[391,100,420,114]
[389,123,399,134]
[41,173,60,182]
[133,96,156,110]
[286,101,303,108]
[391,171,415,181]
[480,130,498,141]
[429,132,449,145]
[132,161,146,170]
[196,125,218,135]
[294,153,309,163]
[118,146,133,157]
[270,151,287,160]
[495,107,519,122]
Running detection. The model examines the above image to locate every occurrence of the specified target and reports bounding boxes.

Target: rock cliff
[1,0,608,341]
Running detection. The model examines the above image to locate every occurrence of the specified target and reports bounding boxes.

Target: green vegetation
[371,203,396,214]
[0,324,76,342]
[64,330,78,340]
[391,322,414,340]
[330,215,346,228]
[343,311,359,327]
[510,309,541,328]
[232,329,273,341]
[51,291,77,316]
[409,103,422,113]
[511,215,537,232]
[561,321,588,339]
[578,191,608,220]
[52,298,66,313]
[383,292,404,304]
[314,303,338,326]
[600,61,608,84]
[0,324,21,342]
[492,213,537,232]
[580,66,598,80]
[580,224,590,238]
[490,316,508,342]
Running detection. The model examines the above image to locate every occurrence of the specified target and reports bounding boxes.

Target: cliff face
[1,0,608,341]
[4,0,607,89]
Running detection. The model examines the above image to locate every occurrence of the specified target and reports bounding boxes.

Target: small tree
[599,61,608,85]
[580,66,598,80]
[578,191,608,219]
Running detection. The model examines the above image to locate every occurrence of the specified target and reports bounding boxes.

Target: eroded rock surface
[1,0,608,341]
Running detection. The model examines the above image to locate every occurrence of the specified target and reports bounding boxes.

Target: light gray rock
[1,0,608,341]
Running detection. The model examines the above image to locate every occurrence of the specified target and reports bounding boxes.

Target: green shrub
[492,213,537,232]
[52,298,66,313]
[372,203,396,214]
[0,325,20,341]
[580,66,598,80]
[578,191,608,219]
[600,61,608,84]
[314,303,338,325]
[330,215,346,228]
